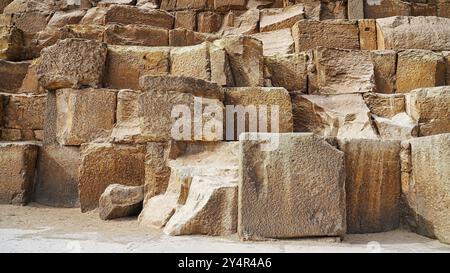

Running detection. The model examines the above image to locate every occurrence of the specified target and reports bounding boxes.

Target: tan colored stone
[0,60,29,92]
[0,142,38,205]
[2,93,46,130]
[78,143,145,212]
[358,19,377,50]
[405,87,450,137]
[144,142,172,202]
[104,5,174,29]
[348,0,364,19]
[99,184,144,220]
[320,0,347,20]
[139,75,224,101]
[260,4,305,32]
[292,20,360,52]
[311,47,375,94]
[376,16,450,51]
[251,28,294,56]
[221,9,260,36]
[370,50,397,94]
[209,43,234,86]
[396,49,446,93]
[80,7,107,25]
[110,89,143,144]
[444,51,450,85]
[104,24,169,47]
[170,42,210,81]
[363,93,405,119]
[402,134,450,244]
[292,93,379,139]
[36,38,108,90]
[214,0,246,10]
[239,133,346,240]
[105,45,170,90]
[213,36,264,87]
[19,61,45,94]
[338,139,401,234]
[35,145,81,208]
[197,11,223,33]
[264,52,307,93]
[225,87,293,139]
[0,25,23,61]
[175,11,196,31]
[364,0,411,19]
[56,88,116,145]
[47,10,86,28]
[373,113,418,140]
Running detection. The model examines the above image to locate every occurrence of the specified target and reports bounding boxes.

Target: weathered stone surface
[56,88,116,145]
[373,113,418,140]
[110,89,143,144]
[363,93,405,119]
[139,75,224,101]
[251,28,294,56]
[444,51,450,85]
[2,93,46,130]
[99,184,144,220]
[292,94,379,139]
[358,19,377,50]
[105,45,170,90]
[348,0,364,19]
[264,52,307,93]
[292,20,360,52]
[405,87,450,136]
[221,9,259,36]
[0,60,29,93]
[214,0,246,11]
[104,5,174,29]
[364,0,411,19]
[402,134,450,244]
[143,142,172,202]
[37,39,108,90]
[311,47,375,94]
[0,25,23,61]
[239,133,346,240]
[0,142,38,205]
[209,43,234,86]
[104,24,169,47]
[338,139,401,234]
[396,50,446,93]
[225,87,293,139]
[80,7,107,25]
[19,61,45,94]
[320,0,347,20]
[260,4,305,32]
[376,16,450,51]
[197,11,223,33]
[139,90,224,142]
[78,143,145,212]
[170,42,210,81]
[35,145,81,208]
[175,11,196,30]
[370,50,397,94]
[0,0,14,13]
[47,10,86,28]
[213,36,264,87]
[164,176,238,236]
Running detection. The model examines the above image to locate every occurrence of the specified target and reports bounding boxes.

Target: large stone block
[34,145,81,208]
[264,52,307,93]
[110,89,143,144]
[104,24,169,47]
[2,93,46,130]
[104,5,174,29]
[36,38,108,90]
[311,47,375,94]
[396,50,446,93]
[251,28,294,56]
[170,43,210,81]
[99,184,144,220]
[405,87,450,136]
[239,133,346,240]
[56,88,117,145]
[104,45,170,90]
[78,143,145,212]
[144,142,172,202]
[370,50,397,94]
[292,94,379,139]
[338,139,401,234]
[197,11,223,33]
[213,36,264,87]
[225,87,293,140]
[364,0,411,19]
[292,20,360,52]
[0,60,29,93]
[0,142,38,205]
[0,25,23,61]
[358,19,377,50]
[402,134,450,244]
[376,16,450,51]
[260,4,305,32]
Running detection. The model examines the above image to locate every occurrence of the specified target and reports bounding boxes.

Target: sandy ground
[0,204,449,253]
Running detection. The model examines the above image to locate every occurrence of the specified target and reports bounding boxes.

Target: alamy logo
[171,97,280,151]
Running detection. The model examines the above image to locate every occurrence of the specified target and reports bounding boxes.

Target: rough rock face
[36,38,108,90]
[405,87,450,136]
[56,88,117,145]
[292,20,359,52]
[0,142,38,205]
[402,134,450,244]
[260,4,305,32]
[0,25,23,61]
[264,52,307,92]
[239,133,346,240]
[99,184,144,220]
[104,5,174,29]
[311,47,375,94]
[338,139,401,234]
[104,24,169,47]
[34,145,81,208]
[370,50,397,94]
[78,143,145,212]
[396,49,446,93]
[251,28,294,56]
[376,16,450,51]
[0,60,29,93]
